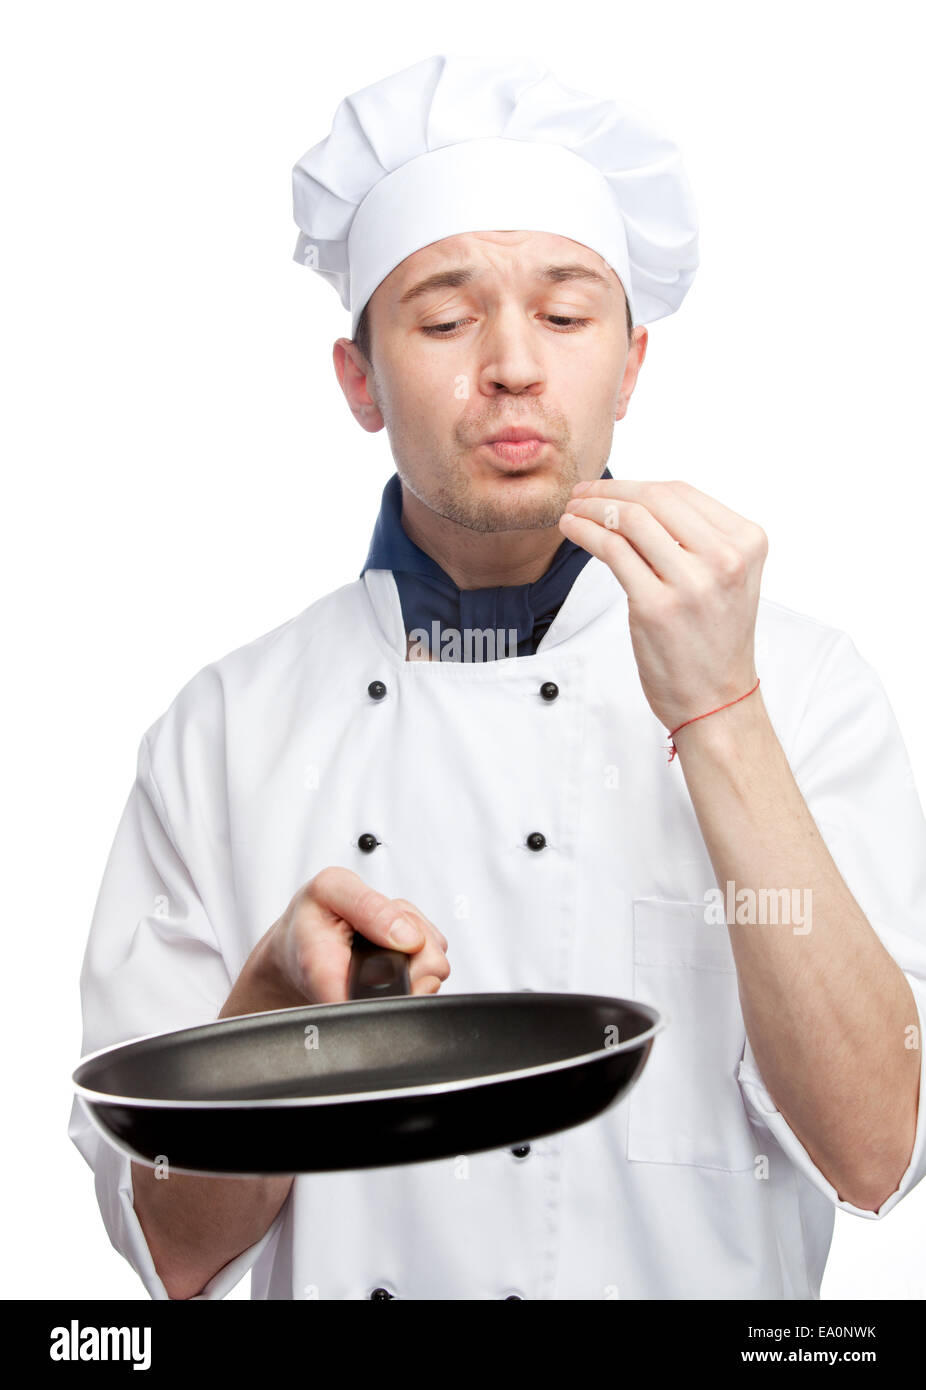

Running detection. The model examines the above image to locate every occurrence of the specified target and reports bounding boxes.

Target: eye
[420,320,470,336]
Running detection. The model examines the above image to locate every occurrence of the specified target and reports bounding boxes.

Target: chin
[475,487,571,532]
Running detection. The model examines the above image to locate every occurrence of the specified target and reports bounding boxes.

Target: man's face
[334,229,647,534]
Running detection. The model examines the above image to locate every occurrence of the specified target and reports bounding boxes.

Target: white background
[2,0,924,1299]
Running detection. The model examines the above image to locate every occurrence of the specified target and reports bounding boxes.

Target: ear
[332,339,385,434]
[615,325,648,422]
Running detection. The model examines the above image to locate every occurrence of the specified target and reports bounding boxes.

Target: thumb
[313,866,425,952]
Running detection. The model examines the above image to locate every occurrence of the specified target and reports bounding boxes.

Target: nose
[477,305,547,396]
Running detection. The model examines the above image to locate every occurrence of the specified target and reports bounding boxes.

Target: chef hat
[292,54,699,338]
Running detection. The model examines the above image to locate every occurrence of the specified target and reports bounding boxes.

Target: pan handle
[348,932,412,1000]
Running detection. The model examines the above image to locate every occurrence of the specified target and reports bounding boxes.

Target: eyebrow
[397,261,613,306]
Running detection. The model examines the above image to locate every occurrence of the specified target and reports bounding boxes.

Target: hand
[558,479,767,734]
[221,866,451,1016]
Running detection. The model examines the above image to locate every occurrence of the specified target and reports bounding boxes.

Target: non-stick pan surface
[72,936,664,1175]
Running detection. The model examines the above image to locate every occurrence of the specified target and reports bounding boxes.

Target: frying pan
[72,933,665,1176]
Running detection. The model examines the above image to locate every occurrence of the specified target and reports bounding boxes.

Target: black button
[540,682,559,701]
[526,832,546,851]
[357,833,380,853]
[368,680,387,700]
[510,1144,531,1159]
[370,1287,394,1300]
[505,1294,522,1300]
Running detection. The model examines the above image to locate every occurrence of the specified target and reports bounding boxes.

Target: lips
[482,438,549,467]
[481,427,549,444]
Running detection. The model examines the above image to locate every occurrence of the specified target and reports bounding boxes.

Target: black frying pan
[72,934,664,1176]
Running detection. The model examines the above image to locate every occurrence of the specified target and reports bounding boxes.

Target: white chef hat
[292,54,699,338]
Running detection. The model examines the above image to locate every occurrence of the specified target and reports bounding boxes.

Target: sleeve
[68,730,289,1298]
[736,629,926,1219]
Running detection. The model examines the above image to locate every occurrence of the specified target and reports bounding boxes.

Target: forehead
[385,228,619,296]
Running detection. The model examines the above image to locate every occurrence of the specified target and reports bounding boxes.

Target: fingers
[572,478,759,545]
[563,497,689,585]
[411,976,445,996]
[379,896,451,996]
[282,868,450,1003]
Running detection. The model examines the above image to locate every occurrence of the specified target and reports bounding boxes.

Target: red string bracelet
[665,677,761,763]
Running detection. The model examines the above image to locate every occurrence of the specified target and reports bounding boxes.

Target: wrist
[219,923,304,1019]
[671,683,772,761]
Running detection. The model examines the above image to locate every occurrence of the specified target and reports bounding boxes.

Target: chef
[69,53,926,1301]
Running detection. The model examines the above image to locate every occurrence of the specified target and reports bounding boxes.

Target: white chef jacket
[69,555,926,1299]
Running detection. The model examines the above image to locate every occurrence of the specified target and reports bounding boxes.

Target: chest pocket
[626,898,758,1172]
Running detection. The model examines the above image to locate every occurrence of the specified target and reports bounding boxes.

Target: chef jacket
[68,502,926,1299]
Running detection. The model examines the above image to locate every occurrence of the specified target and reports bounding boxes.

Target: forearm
[131,934,298,1300]
[131,1162,292,1300]
[673,689,921,1211]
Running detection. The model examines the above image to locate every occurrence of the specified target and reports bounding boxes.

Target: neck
[399,486,567,589]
